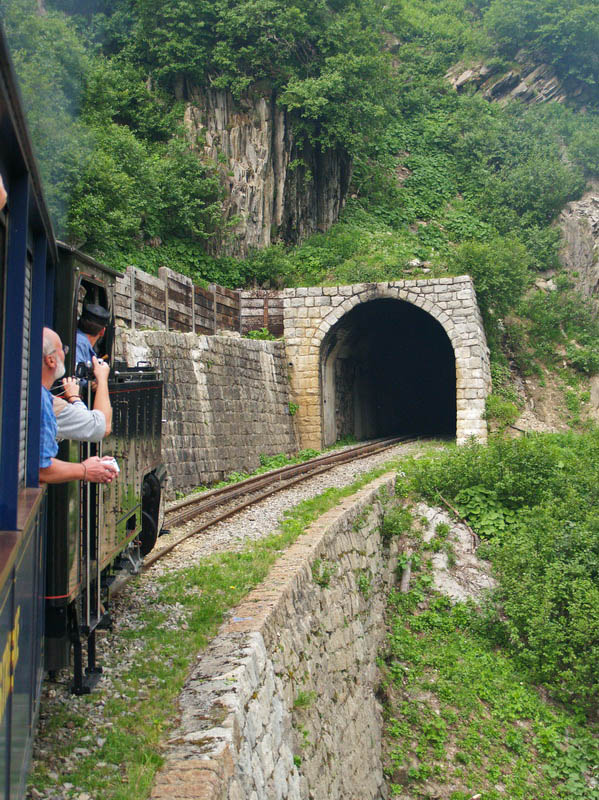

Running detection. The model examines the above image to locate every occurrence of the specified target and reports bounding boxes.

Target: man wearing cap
[76,303,111,369]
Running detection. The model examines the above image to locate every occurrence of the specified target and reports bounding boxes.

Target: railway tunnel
[320,298,456,445]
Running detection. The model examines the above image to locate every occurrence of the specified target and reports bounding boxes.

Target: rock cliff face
[184,88,351,257]
[558,181,599,298]
[446,53,592,106]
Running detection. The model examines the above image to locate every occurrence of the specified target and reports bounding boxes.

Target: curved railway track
[143,435,420,569]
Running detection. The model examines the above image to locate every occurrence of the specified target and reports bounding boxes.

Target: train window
[75,279,112,361]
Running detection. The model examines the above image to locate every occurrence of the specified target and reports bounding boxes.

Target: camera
[75,360,95,380]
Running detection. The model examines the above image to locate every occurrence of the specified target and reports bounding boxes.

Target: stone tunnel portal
[321,298,457,445]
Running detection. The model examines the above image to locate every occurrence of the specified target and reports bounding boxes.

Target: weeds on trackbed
[173,437,359,500]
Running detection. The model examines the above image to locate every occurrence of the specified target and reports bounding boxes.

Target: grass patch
[384,568,599,799]
[30,456,405,800]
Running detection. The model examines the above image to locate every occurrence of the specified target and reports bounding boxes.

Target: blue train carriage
[0,25,57,800]
[44,243,165,693]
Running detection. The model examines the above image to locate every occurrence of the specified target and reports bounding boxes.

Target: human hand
[0,175,7,211]
[82,456,118,484]
[61,376,80,402]
[92,356,110,383]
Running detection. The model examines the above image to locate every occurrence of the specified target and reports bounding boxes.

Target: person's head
[78,303,110,342]
[42,327,67,384]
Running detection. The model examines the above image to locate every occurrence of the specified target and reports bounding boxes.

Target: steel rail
[164,435,409,530]
[144,436,417,569]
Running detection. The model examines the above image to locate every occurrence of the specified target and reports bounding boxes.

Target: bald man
[39,327,117,485]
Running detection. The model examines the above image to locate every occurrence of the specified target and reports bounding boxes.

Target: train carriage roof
[0,24,57,264]
[57,241,121,281]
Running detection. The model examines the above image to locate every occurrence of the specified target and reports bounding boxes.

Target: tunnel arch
[281,278,490,449]
[320,297,457,445]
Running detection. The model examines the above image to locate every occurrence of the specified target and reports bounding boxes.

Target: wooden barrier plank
[136,284,167,304]
[168,309,193,330]
[214,292,238,310]
[216,313,236,329]
[216,302,236,318]
[221,286,239,300]
[134,300,166,324]
[168,286,192,306]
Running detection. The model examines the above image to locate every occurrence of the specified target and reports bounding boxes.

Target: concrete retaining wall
[150,473,398,800]
[116,330,298,497]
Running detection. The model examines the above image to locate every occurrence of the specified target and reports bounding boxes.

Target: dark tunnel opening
[320,298,456,445]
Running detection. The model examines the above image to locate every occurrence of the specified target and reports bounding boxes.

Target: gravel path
[27,440,428,800]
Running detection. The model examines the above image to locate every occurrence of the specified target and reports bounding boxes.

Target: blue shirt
[40,386,58,468]
[76,330,96,366]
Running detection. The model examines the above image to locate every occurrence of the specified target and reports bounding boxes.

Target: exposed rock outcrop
[184,88,351,257]
[446,53,592,106]
[558,181,599,298]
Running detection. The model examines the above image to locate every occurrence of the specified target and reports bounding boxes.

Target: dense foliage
[483,0,599,88]
[4,0,599,296]
[386,580,599,798]
[4,0,599,405]
[400,433,599,712]
[2,0,396,267]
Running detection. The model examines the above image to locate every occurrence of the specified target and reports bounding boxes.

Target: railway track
[143,435,418,568]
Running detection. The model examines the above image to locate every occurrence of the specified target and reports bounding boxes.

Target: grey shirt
[54,397,106,443]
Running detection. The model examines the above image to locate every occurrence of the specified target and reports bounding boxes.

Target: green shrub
[382,505,413,543]
[446,236,530,323]
[245,328,277,340]
[484,393,519,432]
[404,431,599,712]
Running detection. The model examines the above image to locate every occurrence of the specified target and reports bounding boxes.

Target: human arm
[91,357,112,436]
[39,455,117,484]
[54,399,106,442]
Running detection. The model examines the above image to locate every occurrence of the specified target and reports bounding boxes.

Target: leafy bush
[484,393,520,432]
[404,432,599,711]
[446,236,530,322]
[382,505,413,543]
[245,328,277,341]
[519,287,599,374]
[483,0,599,91]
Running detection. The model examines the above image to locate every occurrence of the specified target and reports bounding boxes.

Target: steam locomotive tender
[0,26,165,800]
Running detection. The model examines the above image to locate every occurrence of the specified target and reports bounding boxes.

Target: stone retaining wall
[113,269,490,460]
[150,473,398,800]
[116,330,298,497]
